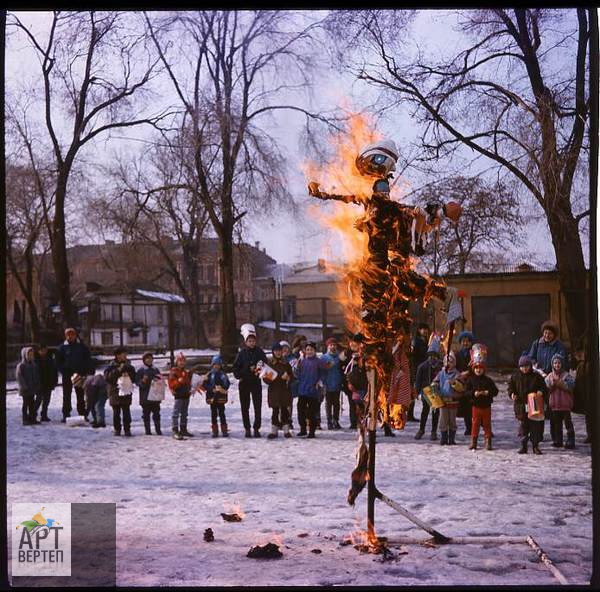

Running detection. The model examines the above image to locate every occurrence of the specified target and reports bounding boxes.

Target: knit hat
[305,341,317,349]
[280,340,290,349]
[541,320,559,338]
[211,354,223,366]
[458,331,474,344]
[271,342,283,352]
[325,337,338,346]
[175,351,186,364]
[142,351,154,362]
[551,353,564,367]
[518,355,532,367]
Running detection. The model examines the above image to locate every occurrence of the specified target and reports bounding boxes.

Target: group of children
[15,321,582,452]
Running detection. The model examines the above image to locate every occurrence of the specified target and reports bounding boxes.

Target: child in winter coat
[414,339,443,440]
[202,355,231,438]
[82,372,108,428]
[104,347,136,437]
[545,353,576,449]
[233,332,268,438]
[34,344,58,422]
[16,346,41,425]
[294,341,332,438]
[433,351,464,445]
[508,355,548,455]
[136,352,164,436]
[263,343,294,439]
[464,355,498,451]
[344,334,369,427]
[321,338,344,430]
[456,331,474,436]
[168,352,194,440]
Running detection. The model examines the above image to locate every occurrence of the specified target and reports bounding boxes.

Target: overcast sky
[6,10,592,268]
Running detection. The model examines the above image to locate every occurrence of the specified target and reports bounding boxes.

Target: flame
[223,501,246,520]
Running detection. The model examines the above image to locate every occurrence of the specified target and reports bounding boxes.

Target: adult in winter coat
[202,355,231,438]
[263,343,294,439]
[104,347,136,437]
[16,346,41,425]
[409,323,430,421]
[294,342,331,438]
[527,319,568,445]
[455,331,474,436]
[433,351,464,446]
[168,352,194,440]
[508,355,548,455]
[82,373,108,428]
[136,352,163,436]
[321,338,344,430]
[55,327,92,422]
[545,354,576,449]
[232,333,268,438]
[34,344,58,422]
[464,358,498,450]
[414,342,443,440]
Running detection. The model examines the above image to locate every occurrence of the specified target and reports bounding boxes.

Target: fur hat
[518,355,532,367]
[541,320,559,338]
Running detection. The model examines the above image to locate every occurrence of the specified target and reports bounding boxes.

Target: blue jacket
[295,356,329,398]
[436,367,460,400]
[528,338,568,374]
[55,339,92,376]
[202,369,230,403]
[135,365,162,405]
[321,352,343,391]
[232,346,268,383]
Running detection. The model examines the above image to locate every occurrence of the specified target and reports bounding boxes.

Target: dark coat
[572,358,590,415]
[55,338,92,376]
[203,369,230,405]
[295,355,330,398]
[508,369,547,420]
[415,356,443,394]
[232,346,268,384]
[16,347,41,398]
[264,357,293,408]
[464,373,499,409]
[410,335,429,379]
[456,347,471,373]
[83,374,108,406]
[35,351,58,392]
[135,365,162,406]
[104,360,136,406]
[528,337,568,374]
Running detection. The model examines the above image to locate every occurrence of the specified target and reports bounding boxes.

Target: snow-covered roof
[258,321,337,330]
[135,289,185,303]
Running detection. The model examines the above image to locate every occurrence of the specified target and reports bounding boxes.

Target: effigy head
[355,139,398,180]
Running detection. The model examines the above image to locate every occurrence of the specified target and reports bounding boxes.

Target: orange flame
[223,501,246,520]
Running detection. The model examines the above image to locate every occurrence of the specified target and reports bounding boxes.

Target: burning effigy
[305,113,462,510]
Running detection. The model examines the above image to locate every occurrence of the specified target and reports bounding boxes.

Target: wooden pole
[367,368,377,544]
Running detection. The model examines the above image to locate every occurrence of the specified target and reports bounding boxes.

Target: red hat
[326,337,338,346]
[175,351,186,364]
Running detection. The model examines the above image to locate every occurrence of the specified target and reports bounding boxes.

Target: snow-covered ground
[6,372,592,586]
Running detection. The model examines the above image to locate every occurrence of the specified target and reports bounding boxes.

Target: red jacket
[168,367,192,399]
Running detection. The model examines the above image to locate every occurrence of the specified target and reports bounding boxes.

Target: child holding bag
[202,355,230,438]
[104,347,136,437]
[136,352,164,435]
[168,352,194,440]
[546,353,576,449]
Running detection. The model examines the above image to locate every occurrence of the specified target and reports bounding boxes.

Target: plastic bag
[117,375,133,397]
[147,377,165,401]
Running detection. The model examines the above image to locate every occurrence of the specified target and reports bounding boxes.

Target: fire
[223,501,245,520]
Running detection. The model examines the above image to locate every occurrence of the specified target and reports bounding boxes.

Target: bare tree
[414,175,521,275]
[7,11,172,327]
[144,10,326,359]
[326,8,592,344]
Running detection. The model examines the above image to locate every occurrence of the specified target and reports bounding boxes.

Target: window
[112,304,120,321]
[101,331,114,346]
[156,305,164,323]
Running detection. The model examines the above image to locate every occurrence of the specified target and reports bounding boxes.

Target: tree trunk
[181,244,209,348]
[218,231,238,363]
[52,173,77,328]
[546,206,588,347]
[7,252,43,343]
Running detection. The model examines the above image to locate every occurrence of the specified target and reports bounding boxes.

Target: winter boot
[448,430,457,445]
[124,429,132,437]
[41,413,51,422]
[440,431,449,445]
[245,428,252,438]
[253,428,261,438]
[532,445,543,455]
[430,431,438,441]
[383,423,396,437]
[212,423,219,438]
[414,429,424,440]
[144,417,152,435]
[485,437,492,451]
[469,436,477,450]
[267,424,278,440]
[327,418,334,430]
[518,441,528,454]
[283,424,292,438]
[564,432,575,449]
[154,417,162,435]
[221,423,229,437]
[333,419,342,430]
[113,429,121,436]
[172,430,184,440]
[180,419,194,438]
